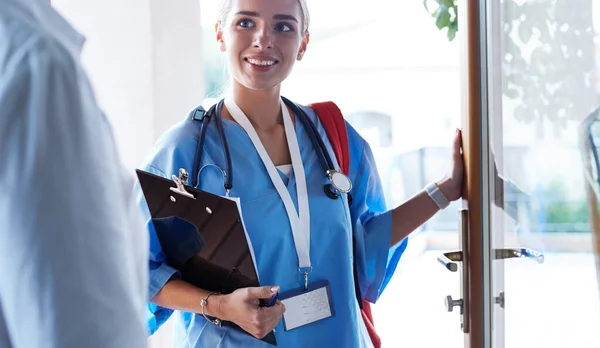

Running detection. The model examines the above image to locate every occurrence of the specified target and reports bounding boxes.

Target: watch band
[425,182,450,210]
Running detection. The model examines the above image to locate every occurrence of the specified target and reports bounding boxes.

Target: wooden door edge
[460,0,485,347]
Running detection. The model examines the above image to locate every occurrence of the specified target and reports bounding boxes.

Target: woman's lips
[244,57,279,71]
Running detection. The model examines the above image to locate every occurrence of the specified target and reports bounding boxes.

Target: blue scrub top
[138,102,408,347]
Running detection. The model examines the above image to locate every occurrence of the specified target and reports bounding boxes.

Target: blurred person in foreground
[0,0,148,347]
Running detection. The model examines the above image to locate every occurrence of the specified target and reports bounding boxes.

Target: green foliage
[423,0,458,41]
[544,201,589,225]
[531,180,590,233]
[423,0,596,137]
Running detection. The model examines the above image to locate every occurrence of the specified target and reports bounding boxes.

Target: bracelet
[200,291,222,326]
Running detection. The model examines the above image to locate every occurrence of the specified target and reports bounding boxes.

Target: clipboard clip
[170,168,195,200]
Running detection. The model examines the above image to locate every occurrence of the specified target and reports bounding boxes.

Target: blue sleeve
[137,123,199,335]
[347,124,408,303]
[137,164,179,335]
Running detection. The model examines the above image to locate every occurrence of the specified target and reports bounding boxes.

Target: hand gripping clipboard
[136,169,277,346]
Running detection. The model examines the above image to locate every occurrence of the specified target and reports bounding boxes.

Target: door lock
[445,295,464,313]
[494,291,505,309]
[439,209,469,333]
[437,210,545,334]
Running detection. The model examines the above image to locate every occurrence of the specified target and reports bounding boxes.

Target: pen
[265,292,279,307]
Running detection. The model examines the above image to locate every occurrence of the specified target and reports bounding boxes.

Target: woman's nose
[253,26,273,49]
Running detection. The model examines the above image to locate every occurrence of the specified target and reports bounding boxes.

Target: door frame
[460,0,495,346]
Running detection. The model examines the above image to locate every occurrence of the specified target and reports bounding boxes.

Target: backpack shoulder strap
[308,101,350,175]
[308,101,382,348]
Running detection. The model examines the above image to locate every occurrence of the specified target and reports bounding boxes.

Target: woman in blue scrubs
[139,0,464,346]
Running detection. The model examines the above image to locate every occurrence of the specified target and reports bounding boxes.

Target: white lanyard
[224,97,312,286]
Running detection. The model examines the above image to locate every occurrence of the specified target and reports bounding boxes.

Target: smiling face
[216,0,310,92]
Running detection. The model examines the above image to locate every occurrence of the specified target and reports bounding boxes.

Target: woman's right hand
[218,286,285,339]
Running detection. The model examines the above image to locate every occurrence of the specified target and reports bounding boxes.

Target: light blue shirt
[140,103,408,347]
[0,1,148,347]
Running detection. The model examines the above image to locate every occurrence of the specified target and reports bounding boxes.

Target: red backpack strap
[308,102,350,174]
[308,101,382,348]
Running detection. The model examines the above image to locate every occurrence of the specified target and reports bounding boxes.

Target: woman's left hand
[438,128,464,201]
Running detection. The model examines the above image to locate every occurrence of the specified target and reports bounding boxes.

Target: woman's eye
[275,22,293,32]
[238,19,255,28]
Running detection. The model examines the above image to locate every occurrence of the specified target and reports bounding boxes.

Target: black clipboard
[136,169,277,346]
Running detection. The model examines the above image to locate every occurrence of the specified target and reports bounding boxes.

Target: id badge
[279,280,335,331]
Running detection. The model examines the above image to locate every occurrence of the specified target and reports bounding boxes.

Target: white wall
[51,1,205,347]
[52,0,155,170]
[149,1,205,138]
[52,0,204,171]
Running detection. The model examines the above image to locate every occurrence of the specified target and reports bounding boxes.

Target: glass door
[457,0,600,347]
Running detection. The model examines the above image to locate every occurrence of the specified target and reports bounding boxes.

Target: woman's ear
[215,22,226,52]
[297,31,310,61]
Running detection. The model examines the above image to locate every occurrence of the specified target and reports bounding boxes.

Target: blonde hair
[217,0,310,33]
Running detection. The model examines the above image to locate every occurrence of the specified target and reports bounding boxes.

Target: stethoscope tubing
[191,98,346,200]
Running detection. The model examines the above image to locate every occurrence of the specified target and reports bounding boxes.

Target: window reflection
[489,0,600,346]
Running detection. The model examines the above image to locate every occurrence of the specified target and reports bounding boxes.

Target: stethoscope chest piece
[328,170,352,193]
[324,170,352,200]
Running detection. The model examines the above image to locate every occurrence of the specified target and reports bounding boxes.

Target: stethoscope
[188,97,353,203]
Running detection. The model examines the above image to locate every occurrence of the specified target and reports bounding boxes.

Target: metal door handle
[494,248,544,263]
[438,247,544,272]
[438,251,462,272]
[438,209,542,334]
